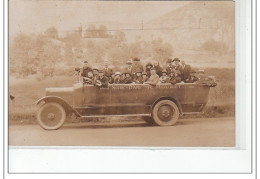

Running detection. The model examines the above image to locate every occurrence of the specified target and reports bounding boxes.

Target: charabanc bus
[36,78,217,130]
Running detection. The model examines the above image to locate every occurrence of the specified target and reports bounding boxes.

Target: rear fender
[36,96,80,117]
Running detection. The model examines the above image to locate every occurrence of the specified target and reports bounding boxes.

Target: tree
[44,26,58,39]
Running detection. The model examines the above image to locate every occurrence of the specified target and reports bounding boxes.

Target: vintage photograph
[9,0,235,147]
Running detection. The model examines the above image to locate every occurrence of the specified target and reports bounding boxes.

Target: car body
[36,82,217,130]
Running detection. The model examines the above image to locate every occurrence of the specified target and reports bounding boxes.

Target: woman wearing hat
[145,62,153,77]
[114,72,121,84]
[131,57,144,75]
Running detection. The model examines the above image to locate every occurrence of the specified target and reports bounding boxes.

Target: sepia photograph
[9,0,235,147]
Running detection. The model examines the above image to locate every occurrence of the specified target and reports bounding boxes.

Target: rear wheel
[37,102,66,130]
[152,100,179,126]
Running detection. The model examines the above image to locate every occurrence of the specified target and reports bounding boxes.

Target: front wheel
[37,102,66,130]
[152,100,179,126]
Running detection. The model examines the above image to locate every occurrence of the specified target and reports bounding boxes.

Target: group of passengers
[80,57,204,88]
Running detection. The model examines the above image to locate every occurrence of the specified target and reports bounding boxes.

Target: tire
[142,116,155,125]
[37,102,66,130]
[152,100,179,126]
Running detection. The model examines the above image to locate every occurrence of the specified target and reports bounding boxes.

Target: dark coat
[154,65,163,77]
[123,76,133,84]
[167,76,181,85]
[96,76,109,88]
[103,68,113,78]
[182,64,191,80]
[134,76,143,84]
[81,67,92,77]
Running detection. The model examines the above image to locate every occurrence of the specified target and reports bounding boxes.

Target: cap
[146,62,153,67]
[84,60,88,63]
[126,60,132,65]
[115,72,121,75]
[133,57,140,61]
[162,69,167,73]
[98,70,104,73]
[92,68,98,71]
[142,71,147,75]
[167,58,172,63]
[172,58,180,62]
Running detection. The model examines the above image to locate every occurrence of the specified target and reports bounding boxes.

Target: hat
[162,69,167,73]
[98,70,104,73]
[84,60,88,63]
[167,58,172,63]
[92,68,98,71]
[126,60,132,65]
[142,71,147,75]
[172,58,180,62]
[198,69,205,73]
[146,62,153,67]
[133,57,140,61]
[115,72,121,75]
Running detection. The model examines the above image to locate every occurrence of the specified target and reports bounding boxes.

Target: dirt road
[9,117,235,147]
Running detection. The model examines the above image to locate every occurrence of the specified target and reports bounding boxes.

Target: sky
[9,0,189,37]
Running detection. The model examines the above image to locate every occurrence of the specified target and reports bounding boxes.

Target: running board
[80,114,151,118]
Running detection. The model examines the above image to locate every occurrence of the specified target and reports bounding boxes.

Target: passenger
[103,60,113,78]
[133,71,143,84]
[172,58,184,80]
[185,70,198,83]
[131,57,144,75]
[159,70,169,84]
[144,67,159,86]
[120,72,126,84]
[81,60,92,78]
[145,62,153,77]
[142,71,149,83]
[95,70,109,88]
[83,71,95,84]
[180,60,191,81]
[114,72,121,84]
[109,73,115,84]
[167,69,181,85]
[125,60,133,75]
[123,71,133,84]
[154,61,163,77]
[166,58,173,75]
[92,68,99,81]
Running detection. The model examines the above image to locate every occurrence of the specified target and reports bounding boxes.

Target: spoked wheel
[152,100,179,126]
[37,102,66,130]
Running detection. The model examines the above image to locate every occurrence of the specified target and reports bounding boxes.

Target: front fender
[36,96,80,116]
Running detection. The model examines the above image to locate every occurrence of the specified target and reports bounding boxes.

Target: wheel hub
[47,113,55,120]
[162,110,170,117]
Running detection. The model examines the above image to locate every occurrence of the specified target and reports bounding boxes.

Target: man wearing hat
[125,60,133,75]
[185,69,198,83]
[154,61,163,77]
[144,67,159,86]
[133,70,143,84]
[95,70,109,88]
[123,71,133,84]
[141,71,149,83]
[114,72,121,84]
[159,69,169,84]
[145,62,153,77]
[103,60,113,79]
[81,60,93,78]
[92,68,99,81]
[166,58,173,75]
[131,57,144,75]
[181,60,191,81]
[167,69,181,85]
[172,58,184,80]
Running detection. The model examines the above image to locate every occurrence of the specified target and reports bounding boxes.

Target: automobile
[36,79,217,130]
